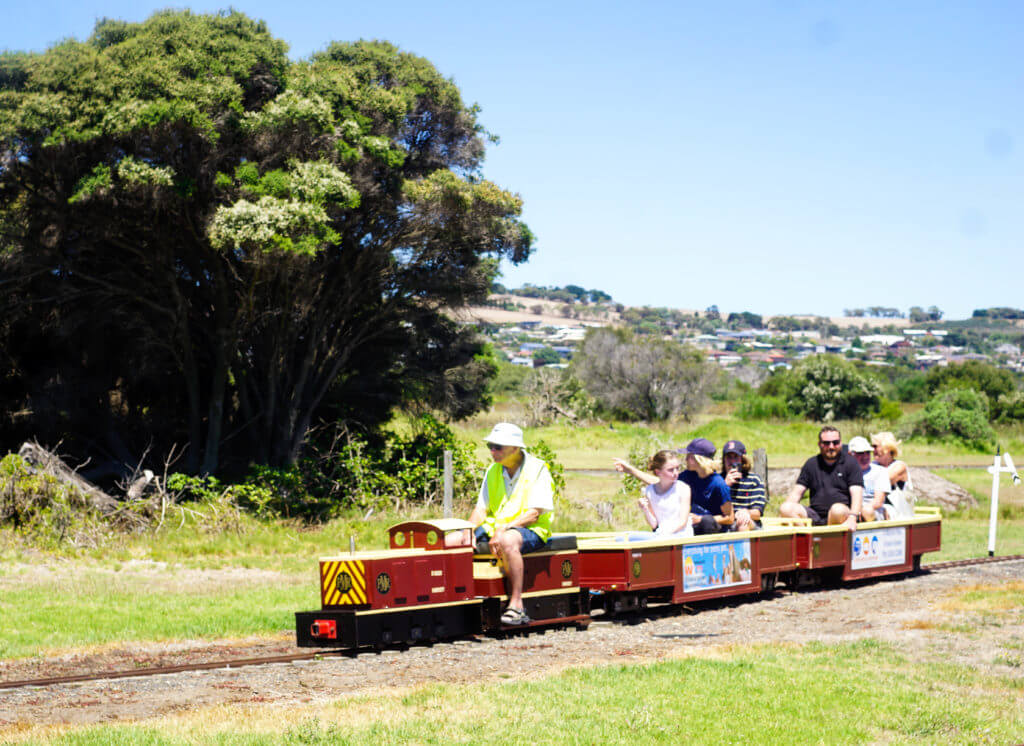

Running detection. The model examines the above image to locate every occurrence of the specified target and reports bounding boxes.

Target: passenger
[849,436,891,521]
[467,422,554,626]
[871,430,915,517]
[720,439,766,531]
[614,438,733,535]
[871,431,911,490]
[779,426,863,529]
[612,450,693,539]
[679,438,734,534]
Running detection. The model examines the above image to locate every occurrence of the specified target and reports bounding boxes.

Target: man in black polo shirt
[779,426,863,529]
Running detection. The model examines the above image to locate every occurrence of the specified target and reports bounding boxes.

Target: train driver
[468,422,554,626]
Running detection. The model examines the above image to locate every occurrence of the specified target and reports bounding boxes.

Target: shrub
[894,372,929,403]
[765,356,881,422]
[735,393,792,420]
[901,387,996,450]
[876,398,903,423]
[925,361,1015,403]
[994,390,1024,423]
[0,454,94,542]
[526,439,566,500]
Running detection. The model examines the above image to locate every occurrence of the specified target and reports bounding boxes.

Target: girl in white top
[614,450,694,539]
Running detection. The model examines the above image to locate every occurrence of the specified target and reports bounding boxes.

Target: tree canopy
[571,328,719,421]
[0,11,531,477]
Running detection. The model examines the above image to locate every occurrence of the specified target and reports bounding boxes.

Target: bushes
[735,394,792,420]
[232,414,485,520]
[901,387,995,450]
[760,356,881,422]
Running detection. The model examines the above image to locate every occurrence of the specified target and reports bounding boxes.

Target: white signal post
[987,449,1021,557]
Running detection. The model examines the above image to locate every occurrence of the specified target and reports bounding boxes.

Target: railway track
[2,553,1021,692]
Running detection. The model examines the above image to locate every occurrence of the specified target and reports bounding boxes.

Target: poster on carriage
[850,526,906,570]
[682,539,752,592]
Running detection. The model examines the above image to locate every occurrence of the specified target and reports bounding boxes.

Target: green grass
[0,567,316,659]
[3,418,1023,660]
[457,415,1024,469]
[18,640,1024,745]
[3,459,1020,659]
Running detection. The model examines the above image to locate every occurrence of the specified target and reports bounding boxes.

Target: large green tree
[0,11,531,476]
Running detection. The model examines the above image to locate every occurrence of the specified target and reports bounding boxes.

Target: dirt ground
[2,558,1022,732]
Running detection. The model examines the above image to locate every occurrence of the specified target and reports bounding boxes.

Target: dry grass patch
[938,581,1024,613]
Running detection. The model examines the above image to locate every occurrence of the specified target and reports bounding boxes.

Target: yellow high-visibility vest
[480,452,553,542]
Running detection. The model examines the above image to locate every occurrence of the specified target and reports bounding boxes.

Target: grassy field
[455,408,1024,469]
[11,633,1024,744]
[2,418,1024,743]
[2,416,1023,660]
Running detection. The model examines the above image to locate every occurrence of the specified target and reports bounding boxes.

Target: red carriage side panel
[798,528,848,569]
[473,548,580,598]
[577,541,678,593]
[757,532,800,574]
[910,518,942,557]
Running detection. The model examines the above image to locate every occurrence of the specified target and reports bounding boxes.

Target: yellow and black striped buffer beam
[321,559,368,606]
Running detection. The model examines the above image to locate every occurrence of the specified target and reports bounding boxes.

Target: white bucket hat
[484,422,525,449]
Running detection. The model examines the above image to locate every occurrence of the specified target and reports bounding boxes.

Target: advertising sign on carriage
[682,539,752,592]
[850,526,906,570]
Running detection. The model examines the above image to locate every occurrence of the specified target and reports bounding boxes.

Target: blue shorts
[474,525,546,554]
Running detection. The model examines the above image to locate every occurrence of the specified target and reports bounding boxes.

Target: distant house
[509,356,533,367]
[861,334,903,347]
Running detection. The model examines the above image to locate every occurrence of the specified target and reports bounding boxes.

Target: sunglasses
[486,443,506,451]
[819,439,841,446]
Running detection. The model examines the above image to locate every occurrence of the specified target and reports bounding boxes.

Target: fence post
[443,449,453,518]
[752,447,769,500]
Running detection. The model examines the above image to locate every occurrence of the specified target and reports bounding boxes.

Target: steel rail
[2,553,1022,692]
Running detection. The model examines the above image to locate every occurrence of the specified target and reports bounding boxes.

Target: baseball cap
[723,440,746,456]
[681,438,716,458]
[483,423,526,449]
[848,436,872,453]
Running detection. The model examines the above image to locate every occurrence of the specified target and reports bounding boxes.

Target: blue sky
[4,1,1022,320]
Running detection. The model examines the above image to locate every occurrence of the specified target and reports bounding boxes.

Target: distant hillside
[460,295,922,331]
[458,294,623,328]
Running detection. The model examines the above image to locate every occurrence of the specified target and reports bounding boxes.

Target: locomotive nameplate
[376,572,391,594]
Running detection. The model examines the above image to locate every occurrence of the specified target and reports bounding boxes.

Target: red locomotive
[295,508,942,648]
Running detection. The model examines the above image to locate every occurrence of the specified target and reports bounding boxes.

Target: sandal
[500,607,530,626]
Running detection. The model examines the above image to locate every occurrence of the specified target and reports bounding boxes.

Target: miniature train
[295,509,942,649]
